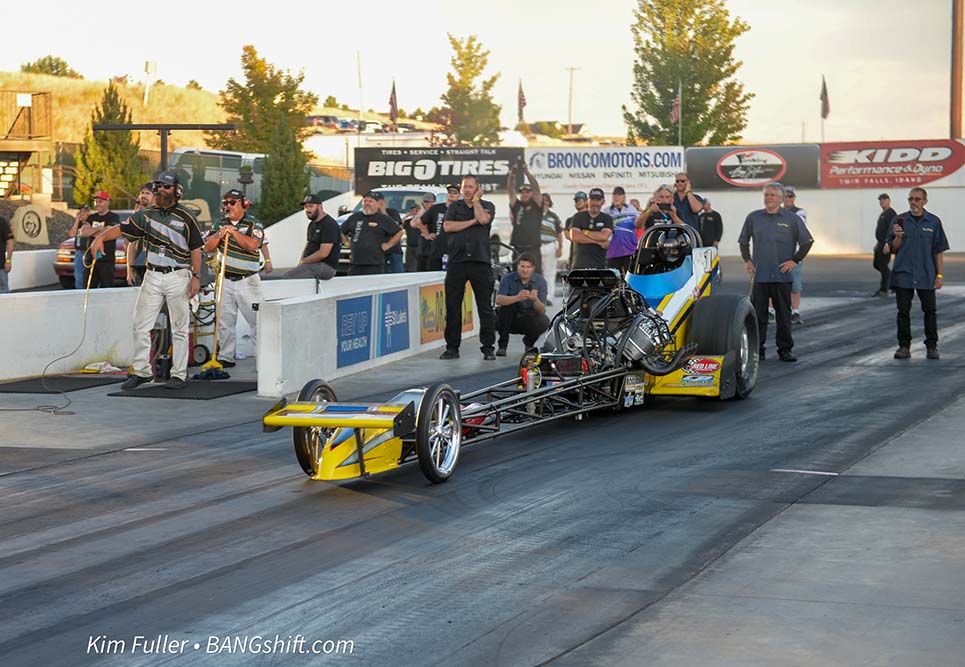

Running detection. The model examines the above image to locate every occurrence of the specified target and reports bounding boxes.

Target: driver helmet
[657,230,688,263]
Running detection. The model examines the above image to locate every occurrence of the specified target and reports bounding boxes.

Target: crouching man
[495,253,550,356]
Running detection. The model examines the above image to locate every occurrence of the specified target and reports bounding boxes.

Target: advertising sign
[355,147,523,194]
[686,145,821,190]
[524,146,683,195]
[376,290,410,357]
[821,140,965,189]
[336,295,372,368]
[419,283,474,344]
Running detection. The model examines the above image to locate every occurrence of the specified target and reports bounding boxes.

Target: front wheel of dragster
[689,295,759,400]
[416,383,462,484]
[292,379,338,476]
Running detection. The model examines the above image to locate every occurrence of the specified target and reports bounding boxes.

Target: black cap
[139,182,154,192]
[446,184,460,193]
[518,184,532,192]
[612,186,626,196]
[588,187,605,200]
[153,170,180,186]
[223,188,244,200]
[422,193,436,202]
[878,193,890,200]
[301,194,322,205]
[363,190,385,201]
[573,191,588,200]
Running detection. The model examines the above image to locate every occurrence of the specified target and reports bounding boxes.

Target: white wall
[264,192,358,269]
[0,287,138,379]
[257,272,479,397]
[8,249,58,291]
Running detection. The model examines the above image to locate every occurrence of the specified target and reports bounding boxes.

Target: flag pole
[677,81,682,146]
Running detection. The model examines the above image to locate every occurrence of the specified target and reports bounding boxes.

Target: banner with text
[821,139,965,189]
[355,147,523,194]
[524,146,683,196]
[419,283,474,344]
[686,144,821,190]
[336,295,372,368]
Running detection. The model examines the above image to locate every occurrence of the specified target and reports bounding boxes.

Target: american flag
[518,80,527,123]
[670,84,681,124]
[389,80,398,124]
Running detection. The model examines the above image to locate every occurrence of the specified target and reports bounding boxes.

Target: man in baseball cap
[78,188,121,288]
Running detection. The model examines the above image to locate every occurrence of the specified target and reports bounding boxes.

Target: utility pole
[953,0,963,138]
[564,67,579,135]
[357,51,364,147]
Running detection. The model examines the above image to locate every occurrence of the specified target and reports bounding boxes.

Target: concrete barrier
[257,271,480,397]
[8,249,58,291]
[0,287,138,379]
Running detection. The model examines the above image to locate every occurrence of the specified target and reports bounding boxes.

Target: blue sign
[376,290,410,357]
[336,296,372,368]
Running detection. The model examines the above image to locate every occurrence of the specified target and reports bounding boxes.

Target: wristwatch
[192,272,201,278]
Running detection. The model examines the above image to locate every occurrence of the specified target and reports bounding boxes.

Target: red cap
[93,190,110,201]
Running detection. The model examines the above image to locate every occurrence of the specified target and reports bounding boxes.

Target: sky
[3,0,959,143]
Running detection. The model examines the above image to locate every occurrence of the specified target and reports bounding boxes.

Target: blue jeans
[74,247,85,289]
[384,252,404,274]
[0,268,9,293]
[791,262,803,294]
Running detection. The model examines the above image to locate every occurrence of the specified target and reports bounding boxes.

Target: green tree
[623,0,753,145]
[73,82,147,206]
[324,95,338,108]
[259,111,309,224]
[186,79,203,90]
[207,45,318,153]
[438,35,501,145]
[20,55,81,78]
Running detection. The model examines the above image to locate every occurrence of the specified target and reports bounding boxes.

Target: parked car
[306,115,339,130]
[53,210,134,289]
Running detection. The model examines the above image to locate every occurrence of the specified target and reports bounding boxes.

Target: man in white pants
[203,189,265,367]
[90,171,203,389]
[539,193,563,305]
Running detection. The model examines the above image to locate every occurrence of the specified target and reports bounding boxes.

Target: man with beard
[283,195,341,280]
[339,191,404,276]
[508,160,544,272]
[418,184,460,271]
[90,171,203,389]
[126,183,154,286]
[203,189,265,367]
[672,172,704,231]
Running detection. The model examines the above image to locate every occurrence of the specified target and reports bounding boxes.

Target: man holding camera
[495,253,549,356]
[508,159,544,272]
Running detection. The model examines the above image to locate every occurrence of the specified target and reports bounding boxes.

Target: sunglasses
[223,200,239,206]
[675,179,688,183]
[156,183,175,190]
[908,196,924,201]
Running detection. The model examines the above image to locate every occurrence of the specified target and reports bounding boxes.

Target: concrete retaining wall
[7,249,58,291]
[256,272,479,397]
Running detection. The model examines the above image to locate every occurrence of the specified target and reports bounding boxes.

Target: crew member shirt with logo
[420,201,450,259]
[303,214,342,271]
[82,211,121,259]
[737,208,813,283]
[444,198,497,264]
[209,213,265,277]
[886,210,949,289]
[339,212,401,267]
[569,211,614,269]
[121,205,203,269]
[510,199,543,248]
[603,203,641,259]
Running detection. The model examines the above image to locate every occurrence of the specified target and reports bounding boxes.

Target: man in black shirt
[697,199,723,247]
[508,161,544,272]
[567,188,613,269]
[418,185,459,271]
[440,174,497,360]
[404,198,431,272]
[0,214,12,294]
[78,190,120,288]
[872,193,896,297]
[283,195,341,280]
[339,191,404,276]
[377,196,405,273]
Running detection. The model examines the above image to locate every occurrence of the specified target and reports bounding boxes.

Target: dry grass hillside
[2,71,436,152]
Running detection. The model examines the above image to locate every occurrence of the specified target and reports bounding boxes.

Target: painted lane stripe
[770,468,839,477]
[124,447,168,452]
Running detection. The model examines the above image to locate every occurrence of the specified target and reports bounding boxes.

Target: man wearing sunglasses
[884,187,949,360]
[203,189,265,368]
[91,170,204,390]
[672,172,704,231]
